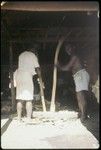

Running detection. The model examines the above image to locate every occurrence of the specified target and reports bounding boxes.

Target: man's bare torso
[69,55,84,74]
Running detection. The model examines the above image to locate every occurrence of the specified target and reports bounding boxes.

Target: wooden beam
[9,37,98,43]
[9,28,98,40]
[1,118,12,136]
[1,2,99,11]
[8,27,99,35]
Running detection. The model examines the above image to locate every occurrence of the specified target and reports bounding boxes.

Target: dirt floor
[1,99,99,149]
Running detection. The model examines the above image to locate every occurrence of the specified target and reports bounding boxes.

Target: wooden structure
[1,2,99,11]
[1,2,99,111]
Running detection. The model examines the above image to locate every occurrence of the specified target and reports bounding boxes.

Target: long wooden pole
[50,37,65,112]
[38,77,46,112]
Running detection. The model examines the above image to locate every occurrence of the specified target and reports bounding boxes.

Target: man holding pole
[13,47,45,123]
[57,44,90,122]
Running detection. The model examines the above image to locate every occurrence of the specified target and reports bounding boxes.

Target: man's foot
[80,115,88,123]
[17,117,22,122]
[25,118,33,124]
[16,118,24,125]
[77,112,81,118]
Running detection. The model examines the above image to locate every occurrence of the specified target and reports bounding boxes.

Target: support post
[9,42,16,112]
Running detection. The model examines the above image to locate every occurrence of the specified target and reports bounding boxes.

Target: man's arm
[9,70,17,88]
[57,56,77,71]
[35,67,45,89]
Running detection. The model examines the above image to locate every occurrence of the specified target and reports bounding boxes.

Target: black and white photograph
[1,1,99,149]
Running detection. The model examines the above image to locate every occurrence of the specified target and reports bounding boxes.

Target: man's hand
[54,59,59,67]
[9,83,11,88]
[35,67,41,75]
[37,78,45,89]
[55,61,62,70]
[42,82,45,89]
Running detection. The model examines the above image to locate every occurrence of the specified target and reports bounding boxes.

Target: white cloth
[18,51,39,75]
[73,69,90,92]
[14,51,39,100]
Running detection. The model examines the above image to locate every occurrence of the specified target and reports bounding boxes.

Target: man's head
[29,48,37,55]
[26,44,39,56]
[65,44,75,55]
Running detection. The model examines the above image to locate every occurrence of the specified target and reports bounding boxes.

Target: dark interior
[1,9,99,102]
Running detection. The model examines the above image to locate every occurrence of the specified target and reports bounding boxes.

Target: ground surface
[1,100,99,149]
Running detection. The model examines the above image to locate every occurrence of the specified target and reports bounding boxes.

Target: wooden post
[9,42,16,112]
[50,37,65,112]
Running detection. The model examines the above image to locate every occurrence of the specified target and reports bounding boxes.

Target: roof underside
[1,2,99,53]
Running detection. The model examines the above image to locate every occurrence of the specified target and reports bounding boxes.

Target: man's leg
[76,91,87,121]
[17,100,23,121]
[26,100,32,121]
[22,102,26,117]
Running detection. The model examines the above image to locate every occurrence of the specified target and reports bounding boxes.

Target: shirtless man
[57,44,90,122]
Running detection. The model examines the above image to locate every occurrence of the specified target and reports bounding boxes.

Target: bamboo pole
[38,77,46,112]
[50,37,65,112]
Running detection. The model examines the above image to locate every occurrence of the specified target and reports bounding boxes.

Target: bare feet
[25,118,33,124]
[80,115,88,123]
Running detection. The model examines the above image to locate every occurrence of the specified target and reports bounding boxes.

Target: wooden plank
[1,118,12,136]
[1,2,99,11]
[1,114,17,136]
[9,37,98,43]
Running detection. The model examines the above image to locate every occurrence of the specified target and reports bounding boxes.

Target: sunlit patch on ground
[32,110,78,123]
[1,110,99,149]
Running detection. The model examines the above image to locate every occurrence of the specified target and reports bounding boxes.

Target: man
[57,44,90,122]
[13,48,43,123]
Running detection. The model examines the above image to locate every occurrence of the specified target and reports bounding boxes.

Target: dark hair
[65,43,76,51]
[29,48,38,56]
[25,43,39,56]
[65,44,71,49]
